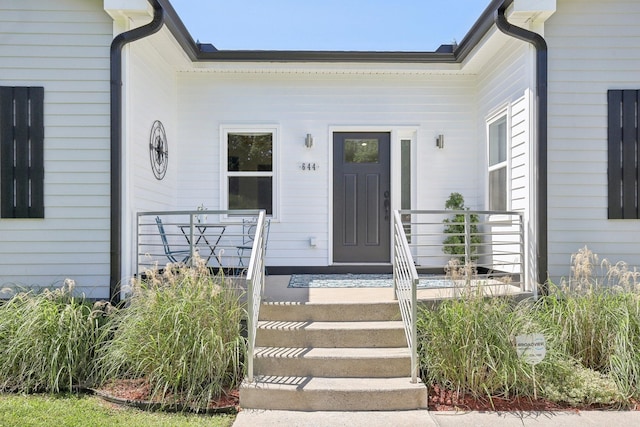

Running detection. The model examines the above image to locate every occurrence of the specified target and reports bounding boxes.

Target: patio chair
[156,216,192,264]
[237,218,271,267]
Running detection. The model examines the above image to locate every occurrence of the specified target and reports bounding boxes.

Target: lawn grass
[0,393,235,427]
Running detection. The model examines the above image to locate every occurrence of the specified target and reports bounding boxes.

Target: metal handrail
[245,210,267,383]
[393,210,419,384]
[398,209,526,293]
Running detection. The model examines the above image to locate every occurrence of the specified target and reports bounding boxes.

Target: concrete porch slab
[262,275,528,304]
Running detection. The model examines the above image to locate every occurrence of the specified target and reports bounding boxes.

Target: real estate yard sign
[515,333,546,399]
[515,333,546,365]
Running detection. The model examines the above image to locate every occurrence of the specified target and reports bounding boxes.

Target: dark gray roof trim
[157,0,513,63]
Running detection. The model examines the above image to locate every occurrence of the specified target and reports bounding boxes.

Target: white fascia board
[512,0,556,24]
[188,61,462,75]
[104,0,152,22]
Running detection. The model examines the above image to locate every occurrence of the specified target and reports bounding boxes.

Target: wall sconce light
[436,134,445,149]
[305,133,314,148]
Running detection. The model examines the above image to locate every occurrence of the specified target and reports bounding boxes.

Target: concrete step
[240,376,428,411]
[255,320,407,348]
[260,301,401,322]
[254,346,411,378]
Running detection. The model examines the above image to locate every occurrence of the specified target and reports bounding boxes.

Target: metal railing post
[245,210,267,383]
[464,212,471,266]
[518,213,528,296]
[247,274,255,382]
[411,276,418,382]
[188,213,195,267]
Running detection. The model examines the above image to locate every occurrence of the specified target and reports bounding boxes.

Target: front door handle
[383,191,390,221]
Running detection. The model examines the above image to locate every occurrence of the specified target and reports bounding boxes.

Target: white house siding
[0,0,112,298]
[176,71,478,267]
[545,0,640,280]
[122,27,188,280]
[476,37,532,211]
[475,36,533,283]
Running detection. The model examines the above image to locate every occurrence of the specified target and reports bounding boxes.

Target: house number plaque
[300,162,318,171]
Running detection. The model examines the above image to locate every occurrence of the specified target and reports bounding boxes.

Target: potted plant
[442,192,480,263]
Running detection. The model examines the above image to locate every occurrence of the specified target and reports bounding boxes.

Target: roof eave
[156,0,513,64]
[453,0,514,62]
[194,50,457,63]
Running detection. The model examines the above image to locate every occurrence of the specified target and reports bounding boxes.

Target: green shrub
[95,262,246,410]
[537,358,624,407]
[0,280,106,393]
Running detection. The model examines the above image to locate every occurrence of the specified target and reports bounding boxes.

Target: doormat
[287,274,454,289]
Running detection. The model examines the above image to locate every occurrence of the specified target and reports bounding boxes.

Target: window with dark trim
[0,86,45,218]
[608,89,639,219]
[223,129,275,215]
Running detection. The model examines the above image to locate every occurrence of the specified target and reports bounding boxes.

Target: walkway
[233,408,640,426]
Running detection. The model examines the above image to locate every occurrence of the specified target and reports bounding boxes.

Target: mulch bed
[93,379,640,413]
[92,378,239,414]
[428,384,640,412]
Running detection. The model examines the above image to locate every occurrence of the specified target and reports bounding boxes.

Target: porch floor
[260,275,530,304]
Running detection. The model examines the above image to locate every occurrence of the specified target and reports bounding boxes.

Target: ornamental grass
[94,259,246,411]
[417,247,640,407]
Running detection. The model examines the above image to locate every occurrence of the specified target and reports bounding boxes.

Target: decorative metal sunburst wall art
[149,120,168,180]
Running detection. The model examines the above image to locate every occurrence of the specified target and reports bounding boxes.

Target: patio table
[178,224,226,265]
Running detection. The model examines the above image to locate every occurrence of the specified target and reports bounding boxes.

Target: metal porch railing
[136,209,265,274]
[392,209,527,385]
[392,210,419,384]
[398,209,526,292]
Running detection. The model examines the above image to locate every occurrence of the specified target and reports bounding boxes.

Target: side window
[608,89,639,219]
[223,128,275,215]
[488,114,508,211]
[0,86,45,218]
[400,138,412,241]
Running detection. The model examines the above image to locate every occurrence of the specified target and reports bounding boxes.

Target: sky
[169,0,491,52]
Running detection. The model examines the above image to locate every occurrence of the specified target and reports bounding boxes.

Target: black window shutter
[0,86,45,218]
[608,89,640,219]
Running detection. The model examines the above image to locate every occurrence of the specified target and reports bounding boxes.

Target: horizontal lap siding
[477,38,531,210]
[476,37,532,285]
[546,0,640,278]
[123,28,187,280]
[128,32,181,211]
[0,0,112,298]
[177,72,477,266]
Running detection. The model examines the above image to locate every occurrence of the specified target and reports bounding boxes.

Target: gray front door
[333,132,391,263]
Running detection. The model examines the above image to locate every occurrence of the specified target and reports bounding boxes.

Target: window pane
[489,116,507,166]
[228,176,273,214]
[228,133,273,172]
[489,167,507,211]
[344,139,379,163]
[400,139,411,210]
[401,139,412,242]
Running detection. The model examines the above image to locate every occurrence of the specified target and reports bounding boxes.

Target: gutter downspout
[495,4,548,294]
[110,1,165,303]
